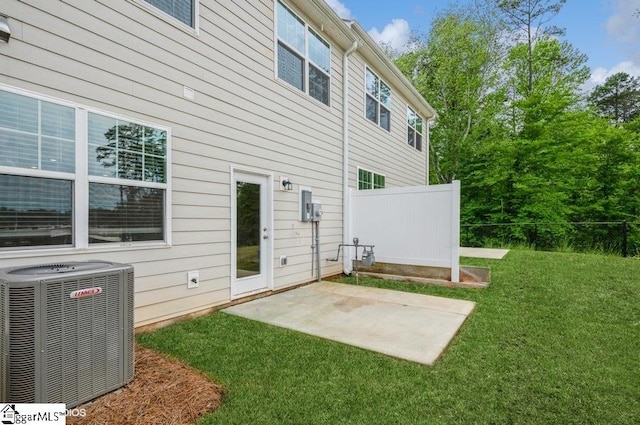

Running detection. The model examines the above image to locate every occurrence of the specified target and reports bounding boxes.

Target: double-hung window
[0,91,75,249]
[407,106,423,151]
[143,0,197,28]
[0,87,170,251]
[358,168,385,190]
[276,0,331,106]
[365,67,391,131]
[87,113,167,244]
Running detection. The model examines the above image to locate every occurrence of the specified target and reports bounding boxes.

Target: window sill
[0,241,172,260]
[274,78,332,111]
[363,116,391,134]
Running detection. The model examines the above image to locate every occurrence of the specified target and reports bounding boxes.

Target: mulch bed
[67,345,224,425]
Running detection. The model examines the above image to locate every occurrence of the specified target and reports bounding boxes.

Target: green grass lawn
[137,250,640,424]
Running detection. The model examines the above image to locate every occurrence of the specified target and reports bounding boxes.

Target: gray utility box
[0,261,134,407]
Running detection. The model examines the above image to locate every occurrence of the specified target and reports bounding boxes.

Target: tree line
[395,0,640,253]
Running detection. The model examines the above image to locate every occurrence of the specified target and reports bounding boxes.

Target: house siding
[0,0,433,327]
[347,53,428,189]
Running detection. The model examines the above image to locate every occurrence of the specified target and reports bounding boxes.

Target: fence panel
[350,181,460,281]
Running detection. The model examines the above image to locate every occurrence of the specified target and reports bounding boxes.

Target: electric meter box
[311,202,323,222]
[301,190,312,222]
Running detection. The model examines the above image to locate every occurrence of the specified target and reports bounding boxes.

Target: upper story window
[358,167,386,190]
[143,0,197,28]
[407,106,423,151]
[276,1,331,106]
[365,67,391,131]
[0,87,170,251]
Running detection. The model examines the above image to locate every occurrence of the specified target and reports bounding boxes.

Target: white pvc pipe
[342,40,359,274]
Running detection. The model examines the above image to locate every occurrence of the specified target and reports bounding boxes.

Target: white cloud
[368,19,412,54]
[325,0,353,20]
[606,0,640,44]
[585,0,640,92]
[584,61,640,92]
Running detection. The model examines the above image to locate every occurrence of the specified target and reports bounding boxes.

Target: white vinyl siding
[349,54,427,189]
[0,0,431,328]
[0,0,347,327]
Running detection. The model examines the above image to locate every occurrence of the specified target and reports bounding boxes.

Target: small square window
[358,168,385,190]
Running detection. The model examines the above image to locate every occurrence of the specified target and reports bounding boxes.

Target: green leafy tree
[504,37,589,135]
[588,72,640,124]
[493,38,590,246]
[395,8,504,184]
[496,0,567,94]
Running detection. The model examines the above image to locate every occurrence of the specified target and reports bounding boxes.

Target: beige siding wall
[0,0,347,327]
[0,0,431,327]
[347,52,428,188]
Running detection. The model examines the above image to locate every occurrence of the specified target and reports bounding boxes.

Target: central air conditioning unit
[0,261,134,408]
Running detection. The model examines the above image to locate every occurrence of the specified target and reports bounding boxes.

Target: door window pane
[0,175,73,248]
[236,181,261,277]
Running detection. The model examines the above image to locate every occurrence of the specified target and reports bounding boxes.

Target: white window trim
[364,66,392,132]
[130,0,200,36]
[357,166,385,190]
[0,84,172,258]
[274,0,332,108]
[407,105,424,152]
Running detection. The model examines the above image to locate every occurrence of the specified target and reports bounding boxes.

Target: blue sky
[326,0,640,90]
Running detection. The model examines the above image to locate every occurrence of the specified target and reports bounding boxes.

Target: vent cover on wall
[0,261,134,408]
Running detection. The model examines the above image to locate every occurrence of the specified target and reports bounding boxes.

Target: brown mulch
[67,345,224,425]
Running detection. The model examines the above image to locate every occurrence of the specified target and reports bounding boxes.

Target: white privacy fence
[350,181,460,282]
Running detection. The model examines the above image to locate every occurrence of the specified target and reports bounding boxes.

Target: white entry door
[231,171,272,298]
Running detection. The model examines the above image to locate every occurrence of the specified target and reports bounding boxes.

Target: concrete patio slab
[222,281,475,365]
[460,247,510,259]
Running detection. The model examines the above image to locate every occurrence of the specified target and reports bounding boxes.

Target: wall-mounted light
[282,179,293,191]
[280,176,293,191]
[0,16,11,43]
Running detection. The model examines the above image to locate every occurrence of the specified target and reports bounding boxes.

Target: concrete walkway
[223,281,475,365]
[460,247,510,259]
